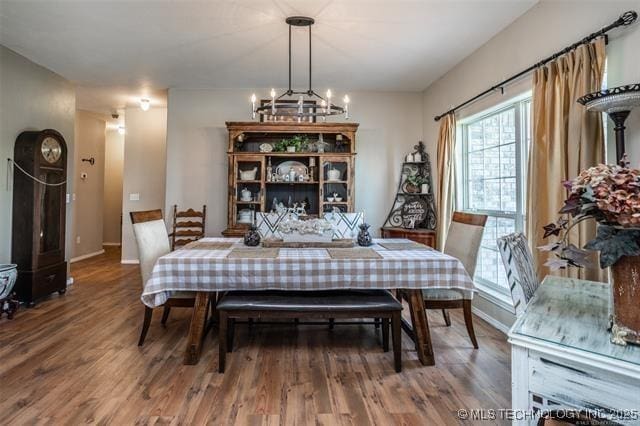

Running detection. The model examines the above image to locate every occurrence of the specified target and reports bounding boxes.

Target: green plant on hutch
[274,134,309,152]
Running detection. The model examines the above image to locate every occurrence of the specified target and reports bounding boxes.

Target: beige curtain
[436,113,456,251]
[527,37,606,281]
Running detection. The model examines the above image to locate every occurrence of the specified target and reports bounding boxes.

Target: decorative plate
[259,143,273,153]
[275,161,308,179]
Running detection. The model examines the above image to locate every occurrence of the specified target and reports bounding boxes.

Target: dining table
[141,237,475,366]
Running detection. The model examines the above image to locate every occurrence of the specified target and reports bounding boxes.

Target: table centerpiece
[278,218,334,243]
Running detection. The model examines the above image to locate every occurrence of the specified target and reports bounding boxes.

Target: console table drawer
[529,354,640,416]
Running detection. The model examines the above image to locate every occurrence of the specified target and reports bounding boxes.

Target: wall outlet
[129,193,140,201]
[76,236,81,244]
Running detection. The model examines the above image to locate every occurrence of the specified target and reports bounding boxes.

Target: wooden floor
[0,247,511,425]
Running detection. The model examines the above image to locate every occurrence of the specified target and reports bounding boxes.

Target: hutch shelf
[223,121,359,237]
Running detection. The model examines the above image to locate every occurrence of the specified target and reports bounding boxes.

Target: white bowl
[334,197,343,202]
[327,197,335,202]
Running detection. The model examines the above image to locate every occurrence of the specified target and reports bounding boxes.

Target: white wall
[103,126,124,245]
[0,45,75,264]
[73,110,105,259]
[166,89,424,236]
[423,1,640,169]
[421,0,640,329]
[121,107,167,262]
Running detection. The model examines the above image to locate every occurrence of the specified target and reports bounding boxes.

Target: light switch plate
[66,194,70,203]
[129,193,140,201]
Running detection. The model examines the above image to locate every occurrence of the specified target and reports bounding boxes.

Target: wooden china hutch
[222,122,359,237]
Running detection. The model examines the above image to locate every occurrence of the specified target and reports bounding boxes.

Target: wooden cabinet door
[232,155,264,228]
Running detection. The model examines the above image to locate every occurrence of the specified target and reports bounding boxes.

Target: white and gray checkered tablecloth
[141,238,475,308]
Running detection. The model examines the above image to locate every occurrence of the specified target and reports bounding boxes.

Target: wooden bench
[217,290,403,373]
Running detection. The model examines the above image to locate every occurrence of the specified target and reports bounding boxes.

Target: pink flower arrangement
[541,158,640,270]
[566,162,640,226]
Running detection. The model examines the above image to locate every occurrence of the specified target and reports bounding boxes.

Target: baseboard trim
[121,259,140,264]
[102,242,121,247]
[70,249,105,263]
[472,306,510,335]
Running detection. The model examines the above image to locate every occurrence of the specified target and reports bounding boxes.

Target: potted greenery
[540,159,640,346]
[404,174,428,193]
[274,135,308,153]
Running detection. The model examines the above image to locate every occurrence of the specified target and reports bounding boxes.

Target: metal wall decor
[577,83,640,164]
[383,142,437,230]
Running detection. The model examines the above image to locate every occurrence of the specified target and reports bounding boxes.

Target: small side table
[380,227,436,248]
[509,276,640,425]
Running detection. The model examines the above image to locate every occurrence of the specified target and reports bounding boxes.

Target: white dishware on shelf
[275,161,308,181]
[327,168,341,181]
[239,167,258,180]
[259,143,273,153]
[327,197,335,202]
[240,188,252,202]
[238,209,253,224]
[334,196,343,202]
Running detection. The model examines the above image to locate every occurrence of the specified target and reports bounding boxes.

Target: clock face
[41,137,62,164]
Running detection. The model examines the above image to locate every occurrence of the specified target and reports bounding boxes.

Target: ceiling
[0,0,537,112]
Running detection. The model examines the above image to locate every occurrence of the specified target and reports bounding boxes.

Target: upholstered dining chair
[497,232,540,317]
[130,209,196,346]
[422,212,488,349]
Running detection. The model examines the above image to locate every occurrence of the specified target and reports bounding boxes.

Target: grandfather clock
[12,129,68,307]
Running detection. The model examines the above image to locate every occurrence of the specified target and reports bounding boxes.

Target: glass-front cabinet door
[231,155,265,228]
[320,156,353,214]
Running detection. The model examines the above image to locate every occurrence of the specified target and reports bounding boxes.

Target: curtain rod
[434,10,638,122]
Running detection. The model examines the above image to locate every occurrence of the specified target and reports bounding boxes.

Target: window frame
[459,95,531,297]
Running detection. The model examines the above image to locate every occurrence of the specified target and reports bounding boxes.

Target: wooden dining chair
[497,232,540,317]
[130,209,196,346]
[169,205,206,250]
[422,212,487,349]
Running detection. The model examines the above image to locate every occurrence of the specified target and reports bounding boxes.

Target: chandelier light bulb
[343,95,350,120]
[326,89,332,99]
[250,93,257,119]
[139,98,150,111]
[270,88,276,98]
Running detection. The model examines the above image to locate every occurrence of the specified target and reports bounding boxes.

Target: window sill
[473,281,515,314]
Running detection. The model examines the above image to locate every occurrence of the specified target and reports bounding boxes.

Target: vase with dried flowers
[540,158,640,346]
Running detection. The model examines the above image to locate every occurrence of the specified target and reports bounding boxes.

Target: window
[461,97,531,294]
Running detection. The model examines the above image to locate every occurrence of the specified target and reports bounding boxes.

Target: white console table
[508,276,640,425]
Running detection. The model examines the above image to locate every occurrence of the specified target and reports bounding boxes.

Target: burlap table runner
[327,248,382,260]
[184,241,234,250]
[227,248,279,259]
[378,242,429,251]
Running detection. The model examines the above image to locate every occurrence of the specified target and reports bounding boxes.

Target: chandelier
[250,16,349,121]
